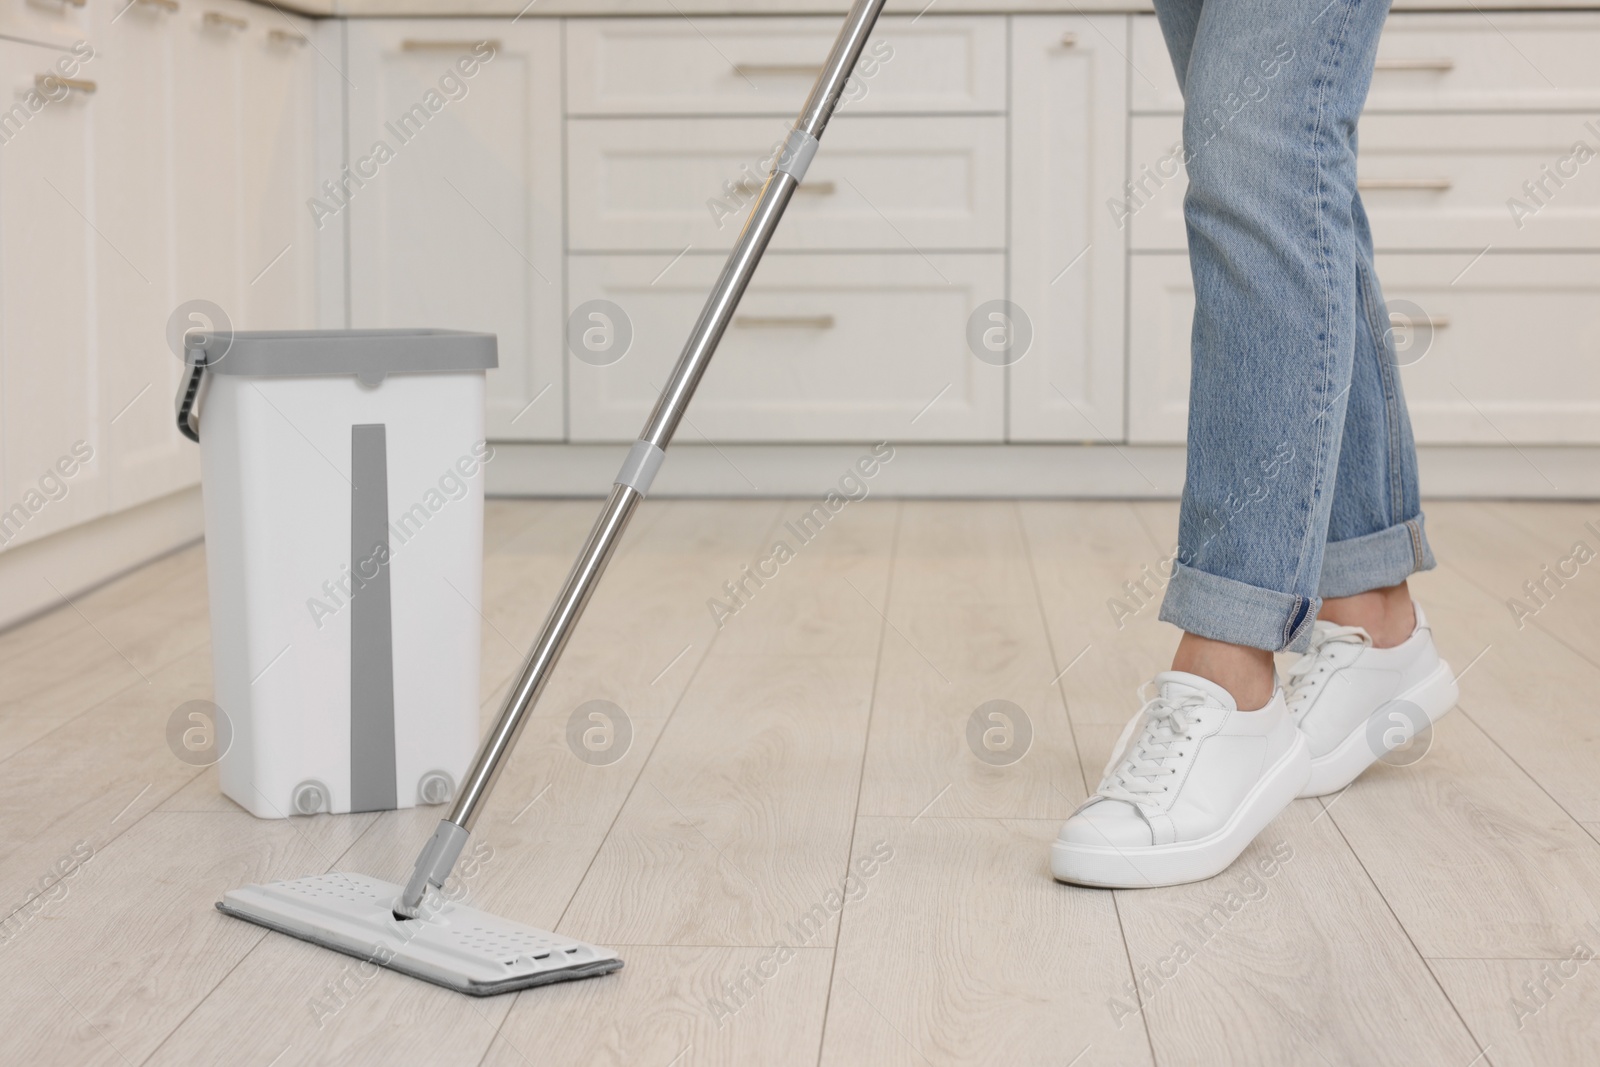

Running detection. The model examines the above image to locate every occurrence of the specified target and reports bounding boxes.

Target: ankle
[1320,582,1416,649]
[1171,633,1276,711]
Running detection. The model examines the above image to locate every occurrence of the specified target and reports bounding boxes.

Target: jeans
[1151,0,1436,653]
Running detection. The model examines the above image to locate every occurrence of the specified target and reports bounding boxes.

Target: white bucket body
[196,331,493,819]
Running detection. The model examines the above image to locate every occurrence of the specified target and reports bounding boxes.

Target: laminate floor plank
[818,816,1153,1067]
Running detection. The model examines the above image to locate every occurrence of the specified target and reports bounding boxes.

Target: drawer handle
[734,315,836,329]
[1359,177,1452,191]
[795,181,836,196]
[35,74,96,94]
[1374,57,1455,72]
[202,10,247,30]
[402,38,500,51]
[1060,31,1078,47]
[733,63,823,77]
[1390,312,1450,329]
[135,0,179,10]
[268,28,306,45]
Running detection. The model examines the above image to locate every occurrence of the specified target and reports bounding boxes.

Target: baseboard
[485,442,1600,500]
[0,486,204,633]
[1,445,1587,635]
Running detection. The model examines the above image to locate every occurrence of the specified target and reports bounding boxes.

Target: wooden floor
[3,498,1600,1066]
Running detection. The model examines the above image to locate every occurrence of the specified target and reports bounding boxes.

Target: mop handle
[399,0,890,915]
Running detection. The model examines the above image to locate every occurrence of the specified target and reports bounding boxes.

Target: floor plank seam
[0,635,214,773]
[1317,796,1492,1064]
[1453,702,1600,845]
[814,499,902,1067]
[551,501,790,936]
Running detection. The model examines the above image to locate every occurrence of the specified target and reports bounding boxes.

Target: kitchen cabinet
[1008,15,1129,442]
[345,20,564,442]
[0,38,105,545]
[1124,11,1600,445]
[0,0,317,553]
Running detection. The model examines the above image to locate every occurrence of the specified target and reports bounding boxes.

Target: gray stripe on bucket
[350,423,397,812]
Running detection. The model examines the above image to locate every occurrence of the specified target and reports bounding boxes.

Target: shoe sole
[1050,732,1311,889]
[1297,659,1459,799]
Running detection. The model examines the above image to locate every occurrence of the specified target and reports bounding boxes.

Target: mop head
[217,872,623,996]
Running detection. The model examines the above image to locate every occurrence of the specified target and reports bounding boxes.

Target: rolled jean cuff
[1158,563,1320,653]
[1318,514,1436,599]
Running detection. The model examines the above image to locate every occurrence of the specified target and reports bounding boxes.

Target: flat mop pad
[218,872,622,996]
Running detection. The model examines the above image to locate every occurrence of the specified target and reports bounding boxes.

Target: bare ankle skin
[1170,633,1275,711]
[1319,580,1415,649]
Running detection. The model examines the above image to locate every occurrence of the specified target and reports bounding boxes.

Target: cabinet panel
[93,0,191,513]
[1128,252,1600,445]
[1125,254,1194,445]
[567,115,1006,253]
[0,39,108,548]
[1008,15,1129,442]
[567,253,1004,443]
[1131,12,1600,114]
[240,15,319,332]
[567,15,1005,116]
[1130,112,1600,252]
[347,21,564,441]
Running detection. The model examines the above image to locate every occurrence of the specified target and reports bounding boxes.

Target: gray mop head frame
[217,872,623,996]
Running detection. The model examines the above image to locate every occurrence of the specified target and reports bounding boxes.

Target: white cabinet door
[567,253,1005,443]
[171,1,247,331]
[1125,253,1195,444]
[1128,252,1600,445]
[91,0,195,514]
[239,12,319,332]
[0,39,108,548]
[346,21,564,442]
[566,114,1007,253]
[1008,16,1129,442]
[566,15,1005,117]
[1376,253,1600,445]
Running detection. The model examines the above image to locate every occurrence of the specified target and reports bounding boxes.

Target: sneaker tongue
[1152,671,1237,712]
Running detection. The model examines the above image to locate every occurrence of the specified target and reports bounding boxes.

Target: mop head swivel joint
[397,820,472,919]
[217,871,623,996]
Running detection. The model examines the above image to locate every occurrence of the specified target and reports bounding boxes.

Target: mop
[216,0,891,997]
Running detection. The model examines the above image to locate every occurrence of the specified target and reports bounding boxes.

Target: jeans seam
[1358,256,1407,527]
[1295,0,1359,601]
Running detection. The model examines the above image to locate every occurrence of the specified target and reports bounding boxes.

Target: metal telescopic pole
[398,0,889,916]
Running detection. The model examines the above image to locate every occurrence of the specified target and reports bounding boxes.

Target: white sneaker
[1051,672,1310,888]
[1284,601,1458,799]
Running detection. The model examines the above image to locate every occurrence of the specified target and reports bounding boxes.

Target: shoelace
[1095,693,1207,807]
[1283,623,1369,714]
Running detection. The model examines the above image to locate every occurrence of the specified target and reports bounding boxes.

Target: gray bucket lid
[186,329,497,381]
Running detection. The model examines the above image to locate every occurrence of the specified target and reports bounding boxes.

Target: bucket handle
[176,360,205,443]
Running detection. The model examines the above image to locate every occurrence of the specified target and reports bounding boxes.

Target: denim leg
[1151,0,1395,653]
[1320,190,1438,597]
[1151,0,1205,90]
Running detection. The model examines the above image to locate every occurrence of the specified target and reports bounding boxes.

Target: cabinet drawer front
[1127,252,1600,445]
[568,116,1006,252]
[566,254,1004,442]
[566,16,1004,116]
[1128,113,1600,252]
[1132,12,1600,113]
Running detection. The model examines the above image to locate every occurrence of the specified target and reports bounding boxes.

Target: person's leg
[1053,0,1397,889]
[1156,0,1394,679]
[1278,187,1458,798]
[1316,189,1434,645]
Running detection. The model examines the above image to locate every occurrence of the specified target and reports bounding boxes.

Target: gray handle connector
[614,440,666,496]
